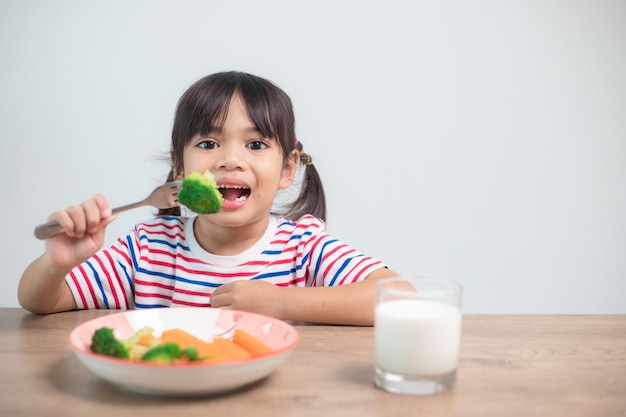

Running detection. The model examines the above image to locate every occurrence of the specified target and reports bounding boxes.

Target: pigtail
[284,140,327,222]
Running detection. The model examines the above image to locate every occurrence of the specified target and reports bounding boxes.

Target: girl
[18,71,397,325]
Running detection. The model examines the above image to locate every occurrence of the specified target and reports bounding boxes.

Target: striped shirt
[65,215,386,309]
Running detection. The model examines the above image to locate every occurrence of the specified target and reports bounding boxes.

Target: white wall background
[1,0,625,313]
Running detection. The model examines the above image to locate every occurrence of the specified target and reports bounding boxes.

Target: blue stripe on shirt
[329,254,364,286]
[138,234,190,251]
[126,235,138,269]
[134,302,169,309]
[86,260,109,308]
[253,267,297,280]
[117,259,134,300]
[135,266,221,288]
[313,238,339,278]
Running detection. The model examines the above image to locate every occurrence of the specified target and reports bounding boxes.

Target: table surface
[1,308,625,417]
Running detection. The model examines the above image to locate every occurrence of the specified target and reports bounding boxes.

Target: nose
[216,143,245,170]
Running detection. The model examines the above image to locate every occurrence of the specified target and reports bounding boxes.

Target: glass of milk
[374,277,463,395]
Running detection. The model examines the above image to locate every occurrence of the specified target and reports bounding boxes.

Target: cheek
[253,159,284,187]
[180,149,203,176]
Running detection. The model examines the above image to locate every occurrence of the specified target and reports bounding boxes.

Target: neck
[192,215,270,256]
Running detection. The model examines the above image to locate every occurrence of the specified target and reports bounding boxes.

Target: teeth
[220,195,248,202]
[218,185,249,189]
[218,184,250,203]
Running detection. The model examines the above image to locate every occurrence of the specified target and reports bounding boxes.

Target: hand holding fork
[33,181,182,240]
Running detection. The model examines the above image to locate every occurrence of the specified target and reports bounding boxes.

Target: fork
[209,322,239,340]
[33,181,183,240]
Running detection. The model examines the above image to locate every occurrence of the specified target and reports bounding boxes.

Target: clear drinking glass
[374,277,463,395]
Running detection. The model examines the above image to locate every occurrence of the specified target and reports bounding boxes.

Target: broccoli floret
[90,326,153,359]
[178,170,222,214]
[90,327,130,359]
[182,347,201,361]
[140,343,203,363]
[141,342,182,363]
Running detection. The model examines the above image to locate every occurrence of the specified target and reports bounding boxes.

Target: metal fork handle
[33,200,144,240]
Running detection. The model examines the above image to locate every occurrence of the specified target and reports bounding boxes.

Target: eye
[197,139,218,150]
[247,140,268,150]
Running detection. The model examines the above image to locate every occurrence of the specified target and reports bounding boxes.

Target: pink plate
[68,307,299,395]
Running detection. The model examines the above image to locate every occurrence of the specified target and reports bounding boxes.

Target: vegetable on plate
[90,325,272,364]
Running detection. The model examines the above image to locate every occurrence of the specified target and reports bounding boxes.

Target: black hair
[159,71,326,221]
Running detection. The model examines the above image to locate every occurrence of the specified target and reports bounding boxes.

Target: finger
[211,282,232,297]
[65,205,87,237]
[82,199,104,235]
[92,193,112,218]
[100,214,118,229]
[90,215,117,246]
[48,194,112,238]
[209,294,223,308]
[209,289,231,308]
[48,209,76,237]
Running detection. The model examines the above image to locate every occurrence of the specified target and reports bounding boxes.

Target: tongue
[220,188,245,201]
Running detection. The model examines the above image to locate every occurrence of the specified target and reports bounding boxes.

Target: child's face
[180,94,297,227]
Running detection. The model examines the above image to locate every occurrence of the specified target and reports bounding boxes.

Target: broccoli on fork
[178,170,222,214]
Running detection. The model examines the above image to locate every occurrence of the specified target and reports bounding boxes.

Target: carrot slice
[233,329,272,358]
[212,337,252,360]
[132,328,271,363]
[160,328,229,361]
[136,333,156,347]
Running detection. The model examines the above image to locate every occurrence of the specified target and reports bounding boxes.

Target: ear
[279,149,299,190]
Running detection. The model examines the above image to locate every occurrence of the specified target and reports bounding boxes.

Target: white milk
[375,299,462,375]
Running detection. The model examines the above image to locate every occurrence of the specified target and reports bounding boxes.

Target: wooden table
[1,308,625,417]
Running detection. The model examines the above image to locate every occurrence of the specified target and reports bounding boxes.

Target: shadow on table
[339,363,376,388]
[48,354,266,404]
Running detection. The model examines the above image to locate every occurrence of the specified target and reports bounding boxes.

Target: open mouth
[218,185,251,202]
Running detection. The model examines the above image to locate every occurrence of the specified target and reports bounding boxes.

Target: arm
[210,267,398,326]
[18,194,115,314]
[18,253,78,314]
